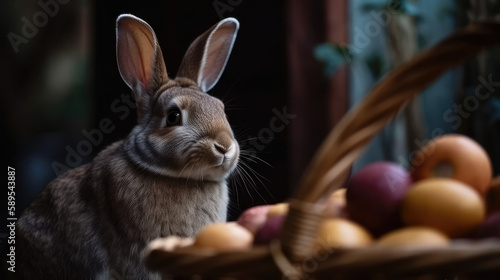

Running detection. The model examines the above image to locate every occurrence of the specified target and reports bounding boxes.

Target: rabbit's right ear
[116,14,169,96]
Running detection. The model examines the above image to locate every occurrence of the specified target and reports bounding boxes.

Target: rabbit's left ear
[176,18,239,92]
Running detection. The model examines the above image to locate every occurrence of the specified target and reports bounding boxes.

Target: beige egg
[315,218,373,250]
[267,202,289,218]
[376,226,449,249]
[193,222,253,251]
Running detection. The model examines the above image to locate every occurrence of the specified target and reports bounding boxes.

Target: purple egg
[472,211,500,239]
[346,161,413,236]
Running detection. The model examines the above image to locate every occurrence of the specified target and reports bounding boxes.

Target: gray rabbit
[17,14,240,280]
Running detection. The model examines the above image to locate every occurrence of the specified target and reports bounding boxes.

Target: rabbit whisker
[238,137,264,143]
[239,151,276,201]
[220,76,243,104]
[239,150,274,167]
[183,161,197,186]
[232,129,254,142]
[237,161,271,203]
[229,173,240,206]
[234,165,254,203]
[178,161,192,180]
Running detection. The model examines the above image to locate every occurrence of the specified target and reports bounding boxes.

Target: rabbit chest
[94,141,229,242]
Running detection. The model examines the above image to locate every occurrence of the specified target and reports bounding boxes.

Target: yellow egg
[193,222,253,251]
[267,202,289,218]
[376,226,449,249]
[402,178,486,237]
[315,218,373,250]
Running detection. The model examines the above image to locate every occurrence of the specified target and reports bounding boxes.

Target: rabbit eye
[166,109,182,126]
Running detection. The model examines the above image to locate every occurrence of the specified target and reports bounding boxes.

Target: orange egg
[411,134,492,195]
[376,227,449,249]
[193,222,253,251]
[315,218,373,250]
[402,178,485,237]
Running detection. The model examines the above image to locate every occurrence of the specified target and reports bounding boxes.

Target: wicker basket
[143,20,500,280]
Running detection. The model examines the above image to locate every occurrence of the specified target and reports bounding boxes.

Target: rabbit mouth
[178,159,237,181]
[213,156,226,167]
[213,155,234,169]
[206,153,239,174]
[192,145,239,180]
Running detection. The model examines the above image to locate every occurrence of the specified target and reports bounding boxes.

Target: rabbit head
[116,14,240,182]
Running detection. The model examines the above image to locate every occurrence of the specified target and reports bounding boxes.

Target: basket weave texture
[144,20,500,280]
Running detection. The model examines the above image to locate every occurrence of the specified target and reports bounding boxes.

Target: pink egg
[236,205,272,234]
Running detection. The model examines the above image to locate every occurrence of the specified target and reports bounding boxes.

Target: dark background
[4,1,500,279]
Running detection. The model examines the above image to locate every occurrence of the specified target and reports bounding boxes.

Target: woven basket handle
[280,20,500,262]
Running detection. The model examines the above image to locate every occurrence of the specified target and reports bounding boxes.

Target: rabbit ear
[177,18,239,92]
[116,14,169,94]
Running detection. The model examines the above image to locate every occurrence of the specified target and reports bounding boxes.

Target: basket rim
[145,239,500,277]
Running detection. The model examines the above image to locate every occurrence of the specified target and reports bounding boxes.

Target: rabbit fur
[17,14,240,280]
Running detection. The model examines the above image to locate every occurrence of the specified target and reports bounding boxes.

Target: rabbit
[17,14,240,280]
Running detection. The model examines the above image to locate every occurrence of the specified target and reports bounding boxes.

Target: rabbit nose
[214,143,228,155]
